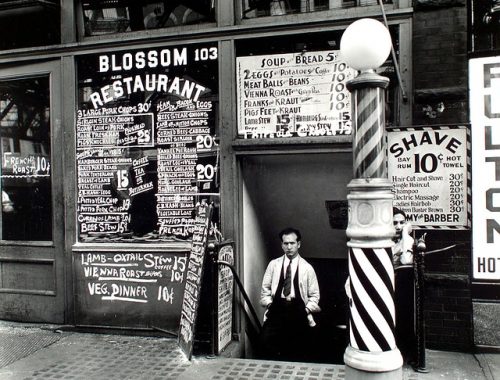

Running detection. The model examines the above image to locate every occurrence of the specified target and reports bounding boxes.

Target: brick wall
[424,280,472,350]
[410,0,473,351]
[418,229,473,351]
[412,2,468,125]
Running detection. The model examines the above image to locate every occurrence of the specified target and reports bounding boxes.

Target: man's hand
[402,221,412,236]
[263,303,272,322]
[307,313,316,327]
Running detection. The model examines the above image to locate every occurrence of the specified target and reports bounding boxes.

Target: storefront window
[82,1,215,37]
[236,29,399,140]
[76,43,219,243]
[241,0,391,19]
[0,1,60,50]
[0,76,52,241]
[470,0,500,52]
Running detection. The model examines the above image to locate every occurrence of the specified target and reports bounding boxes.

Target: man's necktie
[283,260,292,297]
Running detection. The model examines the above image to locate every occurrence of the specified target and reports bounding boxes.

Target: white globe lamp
[340,18,392,72]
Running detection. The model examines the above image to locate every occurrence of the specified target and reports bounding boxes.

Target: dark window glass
[0,76,52,241]
[82,0,215,37]
[0,1,60,50]
[241,0,391,19]
[471,0,500,52]
[76,43,219,243]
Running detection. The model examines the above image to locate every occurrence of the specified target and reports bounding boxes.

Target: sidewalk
[0,322,497,380]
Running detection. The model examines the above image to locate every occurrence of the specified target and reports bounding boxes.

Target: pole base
[345,365,402,380]
[344,345,403,375]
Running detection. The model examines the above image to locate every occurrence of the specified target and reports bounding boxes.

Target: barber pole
[344,71,403,378]
[339,18,402,378]
[348,246,395,352]
[352,86,387,178]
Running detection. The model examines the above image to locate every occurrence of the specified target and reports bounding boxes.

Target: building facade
[0,0,496,359]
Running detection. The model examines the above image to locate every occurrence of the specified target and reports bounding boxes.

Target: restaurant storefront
[0,0,494,359]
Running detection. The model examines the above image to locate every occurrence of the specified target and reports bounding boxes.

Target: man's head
[393,207,407,238]
[279,227,301,259]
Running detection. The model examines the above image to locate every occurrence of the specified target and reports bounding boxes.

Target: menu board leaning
[76,43,219,243]
[236,50,355,139]
[216,242,234,354]
[178,202,212,360]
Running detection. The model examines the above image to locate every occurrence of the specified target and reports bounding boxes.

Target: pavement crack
[473,353,495,380]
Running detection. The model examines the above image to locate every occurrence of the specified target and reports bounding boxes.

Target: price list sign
[76,43,219,242]
[388,126,470,228]
[74,249,188,330]
[2,152,51,178]
[156,100,217,239]
[76,112,155,236]
[236,50,355,139]
[216,242,234,354]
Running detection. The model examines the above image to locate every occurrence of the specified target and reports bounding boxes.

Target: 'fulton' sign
[470,56,500,281]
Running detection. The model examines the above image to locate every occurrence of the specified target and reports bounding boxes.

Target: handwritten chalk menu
[236,50,355,139]
[74,249,188,331]
[388,125,470,228]
[1,152,51,178]
[216,242,234,354]
[76,43,219,243]
[178,202,212,359]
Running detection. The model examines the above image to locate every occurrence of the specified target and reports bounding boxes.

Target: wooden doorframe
[0,60,66,323]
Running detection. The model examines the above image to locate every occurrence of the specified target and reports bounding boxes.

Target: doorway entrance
[0,61,65,323]
[241,152,351,362]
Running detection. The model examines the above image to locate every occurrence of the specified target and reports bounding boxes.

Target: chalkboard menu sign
[74,248,189,332]
[76,43,219,243]
[216,241,234,354]
[178,202,212,359]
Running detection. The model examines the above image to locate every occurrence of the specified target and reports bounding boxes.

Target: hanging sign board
[470,56,500,280]
[387,125,470,229]
[178,202,212,359]
[216,241,234,354]
[236,50,355,139]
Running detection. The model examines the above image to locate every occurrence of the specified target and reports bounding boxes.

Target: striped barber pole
[348,246,396,352]
[344,71,402,376]
[352,87,387,179]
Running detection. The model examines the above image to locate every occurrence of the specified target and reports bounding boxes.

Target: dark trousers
[395,266,416,364]
[260,297,311,361]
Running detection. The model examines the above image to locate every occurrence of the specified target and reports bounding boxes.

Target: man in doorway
[392,207,414,267]
[259,227,320,361]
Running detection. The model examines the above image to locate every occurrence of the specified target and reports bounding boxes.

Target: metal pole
[217,260,262,334]
[413,235,428,373]
[377,0,408,102]
[344,70,403,379]
[209,243,217,357]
